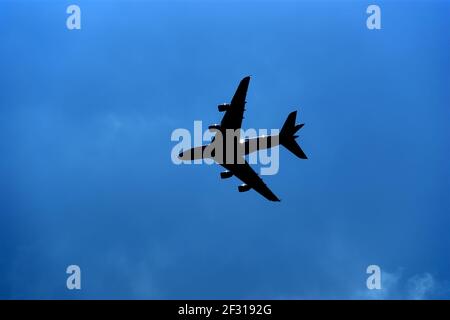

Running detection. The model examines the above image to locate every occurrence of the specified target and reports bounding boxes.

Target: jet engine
[218,103,230,112]
[238,184,251,192]
[220,171,233,179]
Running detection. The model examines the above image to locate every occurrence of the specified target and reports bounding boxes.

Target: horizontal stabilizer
[280,111,307,159]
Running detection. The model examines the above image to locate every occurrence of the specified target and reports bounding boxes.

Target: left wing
[220,76,251,130]
[221,160,280,202]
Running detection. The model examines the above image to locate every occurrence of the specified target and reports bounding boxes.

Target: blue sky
[0,0,449,299]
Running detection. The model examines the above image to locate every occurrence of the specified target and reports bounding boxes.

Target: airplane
[178,76,307,201]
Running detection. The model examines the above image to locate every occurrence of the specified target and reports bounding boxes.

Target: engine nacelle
[220,171,233,179]
[238,184,251,192]
[208,124,221,131]
[218,103,230,112]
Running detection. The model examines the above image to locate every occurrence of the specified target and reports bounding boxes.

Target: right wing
[221,160,280,202]
[220,76,251,130]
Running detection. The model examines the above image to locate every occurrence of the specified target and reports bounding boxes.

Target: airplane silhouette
[178,76,307,201]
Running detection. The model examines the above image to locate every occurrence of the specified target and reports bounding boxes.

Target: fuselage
[178,133,280,163]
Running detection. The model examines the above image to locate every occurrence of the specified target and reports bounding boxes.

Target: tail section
[280,111,307,159]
